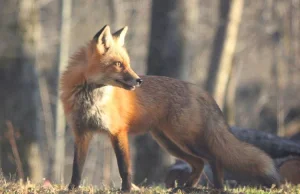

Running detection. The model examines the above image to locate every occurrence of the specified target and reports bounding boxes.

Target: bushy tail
[207,128,280,187]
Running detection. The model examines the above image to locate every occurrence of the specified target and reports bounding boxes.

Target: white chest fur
[71,85,113,132]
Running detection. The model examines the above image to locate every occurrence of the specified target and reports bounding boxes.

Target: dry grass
[0,176,299,194]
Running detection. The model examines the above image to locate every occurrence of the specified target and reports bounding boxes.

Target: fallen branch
[5,121,24,181]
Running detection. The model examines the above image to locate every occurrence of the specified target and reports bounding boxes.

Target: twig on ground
[5,120,24,181]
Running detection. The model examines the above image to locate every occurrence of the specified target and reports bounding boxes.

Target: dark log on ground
[290,132,300,143]
[164,160,192,188]
[230,127,300,158]
[165,127,300,188]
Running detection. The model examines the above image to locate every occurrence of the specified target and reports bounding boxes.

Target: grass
[0,177,299,194]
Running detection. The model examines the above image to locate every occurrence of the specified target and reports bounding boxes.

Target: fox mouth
[115,79,136,90]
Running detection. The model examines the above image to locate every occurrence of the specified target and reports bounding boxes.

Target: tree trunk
[54,0,72,184]
[223,65,238,125]
[134,0,192,185]
[213,0,244,109]
[205,0,231,95]
[0,0,43,182]
[278,156,300,185]
[205,0,244,115]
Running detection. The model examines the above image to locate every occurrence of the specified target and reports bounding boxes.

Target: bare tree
[134,0,195,185]
[205,0,244,126]
[54,0,72,184]
[213,0,244,110]
[0,0,43,182]
[205,0,230,95]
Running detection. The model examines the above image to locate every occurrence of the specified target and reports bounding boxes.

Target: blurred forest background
[0,0,299,189]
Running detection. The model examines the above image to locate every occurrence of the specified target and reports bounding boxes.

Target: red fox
[60,25,280,191]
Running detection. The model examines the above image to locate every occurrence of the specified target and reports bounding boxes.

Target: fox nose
[136,78,143,86]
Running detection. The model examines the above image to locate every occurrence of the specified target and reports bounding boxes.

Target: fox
[60,25,280,192]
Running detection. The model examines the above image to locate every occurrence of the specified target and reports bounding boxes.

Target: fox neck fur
[61,45,116,134]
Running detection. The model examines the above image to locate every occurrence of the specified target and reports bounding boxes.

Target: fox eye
[114,61,123,68]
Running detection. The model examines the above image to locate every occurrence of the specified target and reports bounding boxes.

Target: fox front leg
[68,133,92,190]
[110,130,132,192]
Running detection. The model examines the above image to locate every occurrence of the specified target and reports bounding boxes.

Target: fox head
[85,25,142,90]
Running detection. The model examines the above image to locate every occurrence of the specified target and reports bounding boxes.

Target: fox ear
[112,26,128,46]
[93,25,114,49]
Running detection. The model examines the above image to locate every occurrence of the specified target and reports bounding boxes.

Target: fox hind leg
[210,161,224,189]
[150,130,204,188]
